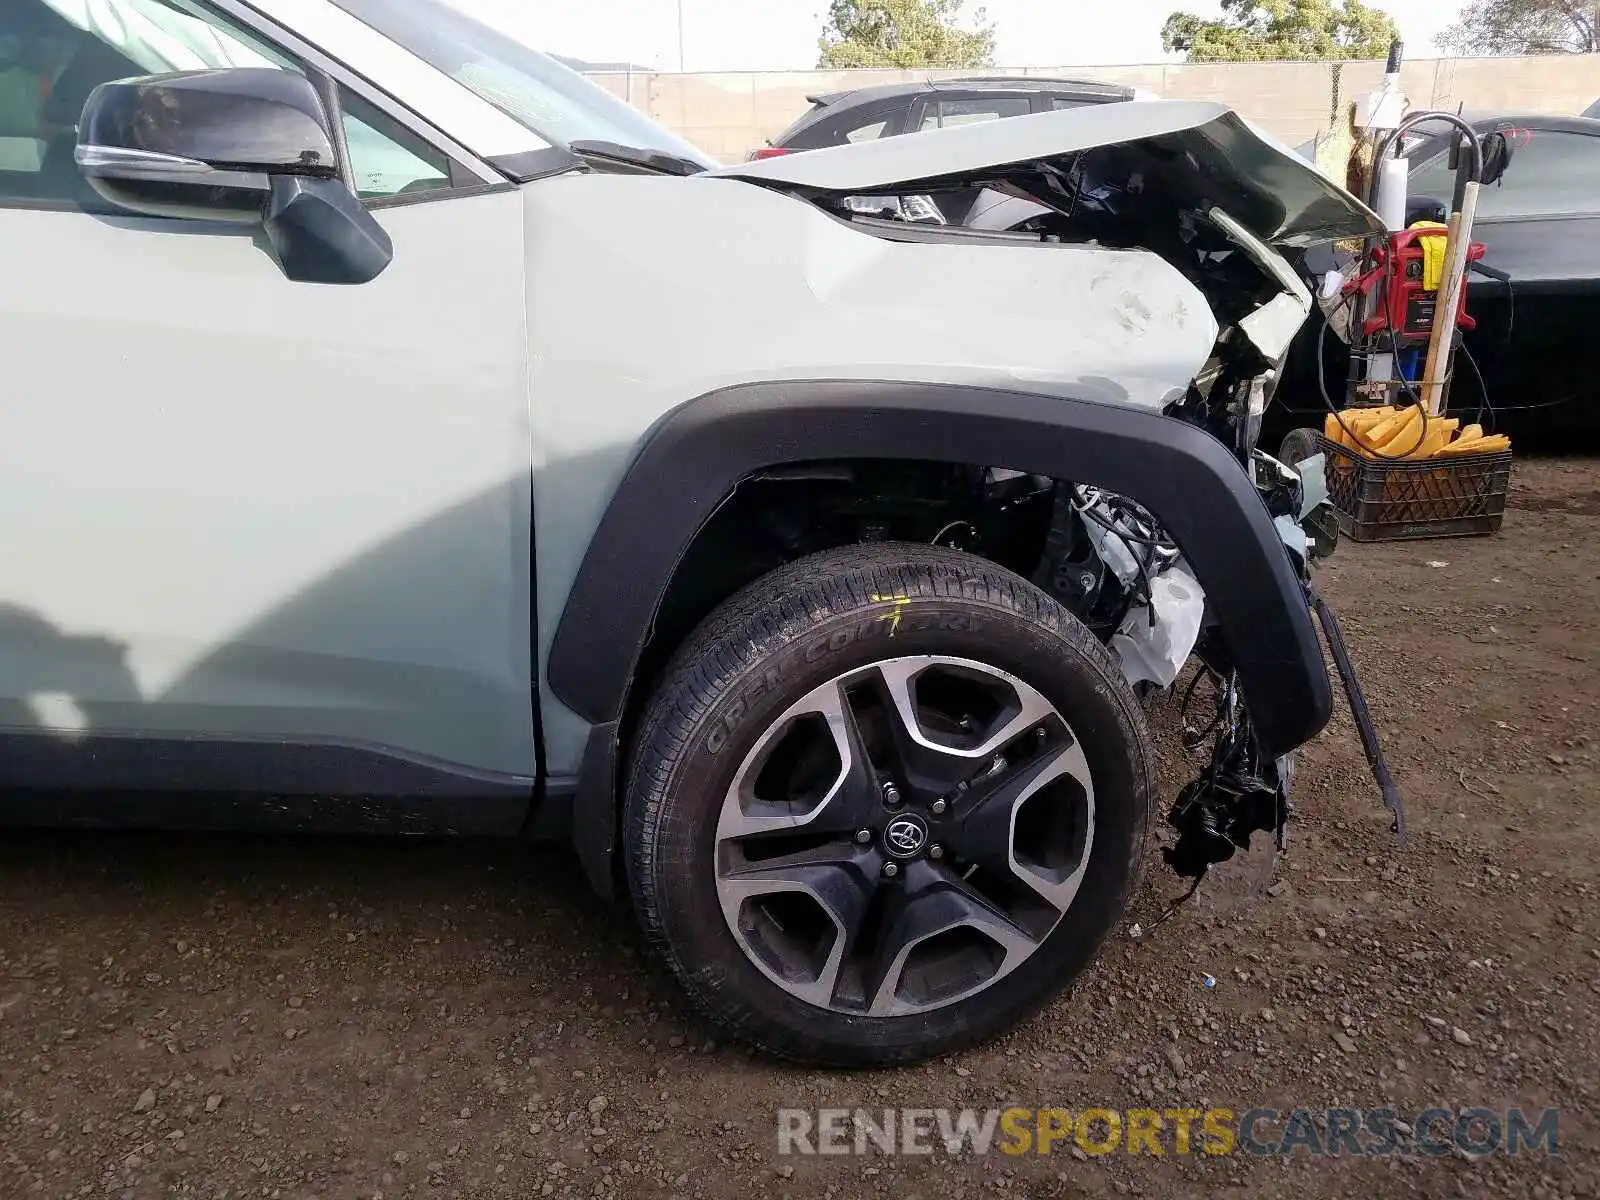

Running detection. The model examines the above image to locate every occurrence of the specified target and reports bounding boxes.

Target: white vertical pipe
[1374,155,1410,232]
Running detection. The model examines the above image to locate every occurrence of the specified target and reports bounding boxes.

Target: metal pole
[677,0,686,71]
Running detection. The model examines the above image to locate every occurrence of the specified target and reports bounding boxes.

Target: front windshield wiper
[569,139,706,177]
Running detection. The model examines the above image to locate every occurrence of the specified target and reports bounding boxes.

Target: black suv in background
[752,76,1153,159]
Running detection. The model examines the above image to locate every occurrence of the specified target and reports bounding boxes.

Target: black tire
[622,542,1153,1067]
[1278,426,1323,470]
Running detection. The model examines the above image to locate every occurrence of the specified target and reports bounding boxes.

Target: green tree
[1162,0,1400,61]
[817,0,997,69]
[1438,0,1598,53]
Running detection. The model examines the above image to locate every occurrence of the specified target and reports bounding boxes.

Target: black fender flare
[549,381,1331,884]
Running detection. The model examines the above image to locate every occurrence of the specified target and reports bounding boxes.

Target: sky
[448,0,1460,73]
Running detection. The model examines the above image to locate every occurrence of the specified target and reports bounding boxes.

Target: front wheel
[623,543,1153,1066]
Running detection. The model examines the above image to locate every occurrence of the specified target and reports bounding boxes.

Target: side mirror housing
[1478,130,1515,188]
[1405,196,1449,225]
[77,68,392,284]
[77,68,338,220]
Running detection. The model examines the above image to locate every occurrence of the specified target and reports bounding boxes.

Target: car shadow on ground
[0,825,613,943]
[0,826,698,1049]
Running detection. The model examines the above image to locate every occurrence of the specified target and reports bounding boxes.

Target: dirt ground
[2,457,1597,1200]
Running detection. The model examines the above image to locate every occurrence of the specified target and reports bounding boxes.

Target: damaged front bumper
[719,98,1399,881]
[1153,443,1406,881]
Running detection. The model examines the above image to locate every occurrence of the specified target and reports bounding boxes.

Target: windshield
[331,0,717,170]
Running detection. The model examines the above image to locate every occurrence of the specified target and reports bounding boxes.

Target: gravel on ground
[2,456,1596,1200]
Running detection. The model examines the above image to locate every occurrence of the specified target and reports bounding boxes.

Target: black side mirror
[76,68,392,284]
[1405,196,1449,225]
[1478,130,1515,187]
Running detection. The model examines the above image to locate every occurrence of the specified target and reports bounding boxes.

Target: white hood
[713,100,1384,250]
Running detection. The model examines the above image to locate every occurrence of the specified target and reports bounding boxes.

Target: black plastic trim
[548,380,1333,761]
[364,181,517,210]
[523,778,575,843]
[486,146,585,183]
[570,721,621,898]
[312,67,359,191]
[0,727,534,806]
[0,788,532,838]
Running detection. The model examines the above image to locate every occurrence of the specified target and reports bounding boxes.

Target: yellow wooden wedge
[1407,426,1454,460]
[1357,411,1406,453]
[1345,406,1396,429]
[1370,406,1425,456]
[1437,433,1510,455]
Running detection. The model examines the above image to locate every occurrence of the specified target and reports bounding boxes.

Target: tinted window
[1051,97,1096,111]
[845,119,891,143]
[0,0,461,208]
[917,96,1031,131]
[332,0,715,169]
[782,99,906,150]
[0,0,300,207]
[341,88,453,199]
[1410,127,1600,219]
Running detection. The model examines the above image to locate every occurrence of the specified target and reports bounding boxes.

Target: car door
[0,0,536,800]
[1407,119,1600,433]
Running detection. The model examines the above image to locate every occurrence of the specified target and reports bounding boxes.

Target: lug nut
[854,828,872,845]
[882,862,899,878]
[930,799,948,815]
[882,782,903,808]
[929,844,944,860]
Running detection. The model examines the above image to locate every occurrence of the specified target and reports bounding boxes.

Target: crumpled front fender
[548,379,1332,761]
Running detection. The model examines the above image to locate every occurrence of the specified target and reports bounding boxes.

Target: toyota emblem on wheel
[884,814,929,858]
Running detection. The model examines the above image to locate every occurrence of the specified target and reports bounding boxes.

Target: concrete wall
[584,56,1600,162]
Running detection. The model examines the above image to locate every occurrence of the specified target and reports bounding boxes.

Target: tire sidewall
[633,584,1150,1065]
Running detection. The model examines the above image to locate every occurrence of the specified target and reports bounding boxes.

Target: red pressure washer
[1352,227,1483,343]
[1336,111,1515,411]
[1341,225,1485,402]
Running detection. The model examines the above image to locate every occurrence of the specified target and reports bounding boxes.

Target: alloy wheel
[713,656,1096,1017]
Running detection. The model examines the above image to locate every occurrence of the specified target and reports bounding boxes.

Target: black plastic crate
[1317,433,1513,542]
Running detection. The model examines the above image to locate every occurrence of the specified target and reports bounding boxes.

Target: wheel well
[555,381,1334,901]
[624,458,1057,739]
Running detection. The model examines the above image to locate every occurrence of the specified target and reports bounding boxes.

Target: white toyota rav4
[0,0,1390,1065]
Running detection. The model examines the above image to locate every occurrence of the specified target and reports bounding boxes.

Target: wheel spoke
[718,840,882,1008]
[945,739,1096,913]
[864,861,1039,1016]
[715,678,880,842]
[873,659,1057,796]
[805,679,886,836]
